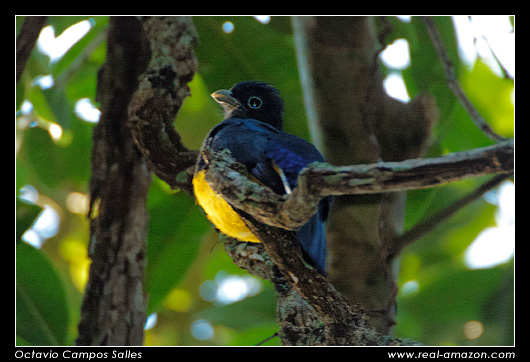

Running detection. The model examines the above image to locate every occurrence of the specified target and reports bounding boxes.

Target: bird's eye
[247,96,263,109]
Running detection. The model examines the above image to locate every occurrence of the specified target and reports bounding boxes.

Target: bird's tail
[296,210,327,275]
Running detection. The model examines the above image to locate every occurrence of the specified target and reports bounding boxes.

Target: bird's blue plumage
[266,132,330,274]
[195,82,331,275]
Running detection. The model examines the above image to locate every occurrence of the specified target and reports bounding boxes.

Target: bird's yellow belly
[193,170,260,243]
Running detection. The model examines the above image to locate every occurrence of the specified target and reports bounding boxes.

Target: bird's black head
[211,81,284,130]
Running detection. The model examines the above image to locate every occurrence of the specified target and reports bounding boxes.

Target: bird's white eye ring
[247,96,263,109]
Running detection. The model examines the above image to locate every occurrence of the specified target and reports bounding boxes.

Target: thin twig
[421,16,507,143]
[480,34,513,80]
[255,332,279,346]
[389,173,512,259]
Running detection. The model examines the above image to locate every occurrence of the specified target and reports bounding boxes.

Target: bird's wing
[266,132,325,188]
[206,118,287,194]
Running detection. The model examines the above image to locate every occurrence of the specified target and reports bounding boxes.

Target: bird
[193,81,331,275]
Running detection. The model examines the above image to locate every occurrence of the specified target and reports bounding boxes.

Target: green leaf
[20,127,63,189]
[62,115,95,186]
[145,180,212,314]
[24,81,58,125]
[16,242,70,345]
[52,19,108,108]
[16,198,42,244]
[461,60,514,138]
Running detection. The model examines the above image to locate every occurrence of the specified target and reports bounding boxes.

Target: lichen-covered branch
[203,139,514,231]
[128,16,199,193]
[304,139,513,195]
[80,15,200,347]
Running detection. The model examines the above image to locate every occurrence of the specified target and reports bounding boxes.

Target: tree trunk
[77,15,199,346]
[292,16,439,334]
[76,17,151,346]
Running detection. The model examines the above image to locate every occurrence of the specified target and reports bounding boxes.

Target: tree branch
[240,216,422,345]
[219,208,422,345]
[203,139,513,231]
[304,139,513,195]
[16,16,48,84]
[81,16,199,346]
[128,16,199,193]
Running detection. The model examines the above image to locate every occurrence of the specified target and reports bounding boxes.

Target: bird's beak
[211,89,241,108]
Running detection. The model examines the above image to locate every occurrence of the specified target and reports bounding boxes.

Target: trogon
[193,81,331,275]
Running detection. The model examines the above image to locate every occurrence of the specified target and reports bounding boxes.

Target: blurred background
[16,16,514,346]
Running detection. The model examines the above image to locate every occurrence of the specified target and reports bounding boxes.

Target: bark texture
[128,16,199,194]
[77,17,151,346]
[78,16,199,346]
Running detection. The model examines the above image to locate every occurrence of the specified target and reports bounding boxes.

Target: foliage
[15,16,513,346]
